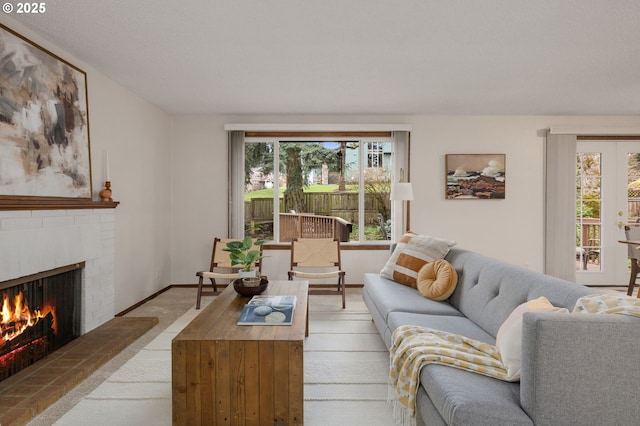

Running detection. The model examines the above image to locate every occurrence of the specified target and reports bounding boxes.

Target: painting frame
[445,154,506,199]
[0,24,92,202]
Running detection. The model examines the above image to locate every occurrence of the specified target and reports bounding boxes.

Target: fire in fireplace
[0,263,82,382]
[2,290,57,341]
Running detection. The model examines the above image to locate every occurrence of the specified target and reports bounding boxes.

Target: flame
[1,291,56,343]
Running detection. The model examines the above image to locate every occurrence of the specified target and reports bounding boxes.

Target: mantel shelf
[0,199,120,210]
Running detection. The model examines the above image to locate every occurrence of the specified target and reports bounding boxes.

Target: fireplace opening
[0,263,82,382]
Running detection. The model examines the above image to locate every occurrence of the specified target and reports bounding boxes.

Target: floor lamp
[390,181,414,238]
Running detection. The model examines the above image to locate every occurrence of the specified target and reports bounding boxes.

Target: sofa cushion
[417,259,458,301]
[363,273,463,321]
[496,296,568,380]
[420,365,532,426]
[387,311,495,345]
[380,233,456,288]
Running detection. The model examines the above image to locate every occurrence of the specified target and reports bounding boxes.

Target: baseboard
[168,283,364,288]
[115,285,173,317]
[117,282,365,317]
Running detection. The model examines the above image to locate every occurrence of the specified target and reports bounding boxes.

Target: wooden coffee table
[172,280,309,426]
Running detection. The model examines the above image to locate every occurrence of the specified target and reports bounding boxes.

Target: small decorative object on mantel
[99,181,113,202]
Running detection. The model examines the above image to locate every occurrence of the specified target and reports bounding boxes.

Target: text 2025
[16,3,46,13]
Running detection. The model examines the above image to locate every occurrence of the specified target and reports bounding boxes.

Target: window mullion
[358,140,365,242]
[273,140,280,243]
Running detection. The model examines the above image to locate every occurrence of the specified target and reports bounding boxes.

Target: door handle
[618,221,625,229]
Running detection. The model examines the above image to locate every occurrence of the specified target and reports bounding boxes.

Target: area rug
[34,294,395,426]
[304,351,389,384]
[304,307,394,425]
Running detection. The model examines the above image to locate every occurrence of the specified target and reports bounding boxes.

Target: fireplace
[0,263,82,382]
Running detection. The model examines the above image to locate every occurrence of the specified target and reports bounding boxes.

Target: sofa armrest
[520,312,640,426]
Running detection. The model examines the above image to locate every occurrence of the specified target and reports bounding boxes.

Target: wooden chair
[195,238,263,309]
[586,238,600,265]
[623,226,640,297]
[576,247,587,270]
[288,238,346,308]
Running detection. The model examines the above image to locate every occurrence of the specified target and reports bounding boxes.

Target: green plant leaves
[224,237,266,271]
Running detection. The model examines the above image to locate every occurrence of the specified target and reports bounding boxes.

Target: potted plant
[224,237,266,285]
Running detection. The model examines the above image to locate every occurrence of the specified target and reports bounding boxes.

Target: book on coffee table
[238,295,297,325]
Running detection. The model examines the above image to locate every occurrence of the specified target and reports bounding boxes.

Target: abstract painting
[0,24,91,199]
[446,154,505,199]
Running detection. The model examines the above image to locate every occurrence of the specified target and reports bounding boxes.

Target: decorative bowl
[233,278,268,297]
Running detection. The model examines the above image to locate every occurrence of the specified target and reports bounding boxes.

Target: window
[238,135,400,243]
[367,142,386,168]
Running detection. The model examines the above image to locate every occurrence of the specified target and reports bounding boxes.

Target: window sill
[263,242,391,250]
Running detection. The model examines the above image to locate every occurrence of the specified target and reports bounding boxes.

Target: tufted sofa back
[445,248,597,338]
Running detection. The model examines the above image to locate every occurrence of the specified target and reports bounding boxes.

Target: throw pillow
[380,233,456,288]
[416,259,458,301]
[496,296,569,380]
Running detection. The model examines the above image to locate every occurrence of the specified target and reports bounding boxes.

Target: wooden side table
[172,280,309,425]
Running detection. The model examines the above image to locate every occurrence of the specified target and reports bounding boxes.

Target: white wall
[90,73,172,311]
[170,116,230,284]
[1,16,172,313]
[170,114,640,285]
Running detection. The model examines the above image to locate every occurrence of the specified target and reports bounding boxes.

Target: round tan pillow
[416,259,458,301]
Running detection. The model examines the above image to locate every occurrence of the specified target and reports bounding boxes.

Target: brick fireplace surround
[0,208,116,334]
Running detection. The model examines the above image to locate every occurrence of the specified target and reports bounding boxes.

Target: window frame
[229,130,410,244]
[243,135,392,243]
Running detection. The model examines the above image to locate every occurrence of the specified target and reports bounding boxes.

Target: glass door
[576,141,640,286]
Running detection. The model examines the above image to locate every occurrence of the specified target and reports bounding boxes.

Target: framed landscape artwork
[445,154,505,199]
[0,24,92,200]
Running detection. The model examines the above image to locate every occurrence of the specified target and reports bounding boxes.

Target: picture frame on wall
[0,24,92,201]
[445,154,505,199]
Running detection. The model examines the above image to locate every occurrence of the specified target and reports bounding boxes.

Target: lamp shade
[390,182,414,201]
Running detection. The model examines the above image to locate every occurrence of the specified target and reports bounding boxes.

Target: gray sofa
[363,247,640,426]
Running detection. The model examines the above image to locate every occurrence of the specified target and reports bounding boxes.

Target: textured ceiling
[8,0,640,115]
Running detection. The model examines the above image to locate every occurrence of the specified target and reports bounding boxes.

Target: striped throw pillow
[380,233,456,288]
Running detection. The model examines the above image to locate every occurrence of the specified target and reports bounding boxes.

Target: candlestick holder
[99,181,113,202]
